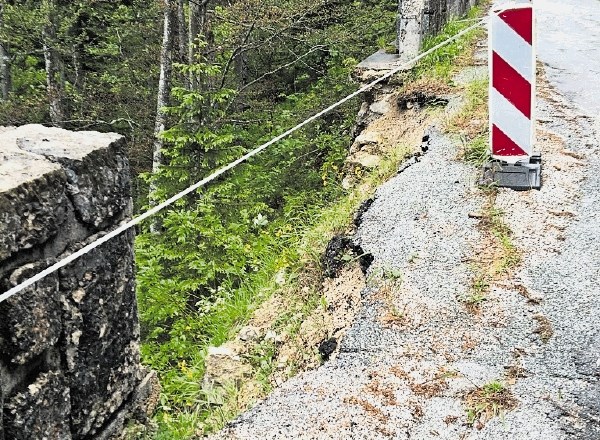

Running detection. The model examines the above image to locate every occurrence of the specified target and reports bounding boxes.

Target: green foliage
[133,4,396,435]
[247,340,277,393]
[416,6,484,81]
[136,60,358,435]
[464,135,489,165]
[0,0,161,176]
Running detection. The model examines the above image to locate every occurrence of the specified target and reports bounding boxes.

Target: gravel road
[211,4,600,439]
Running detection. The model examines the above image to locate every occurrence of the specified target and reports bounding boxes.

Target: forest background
[0,0,399,437]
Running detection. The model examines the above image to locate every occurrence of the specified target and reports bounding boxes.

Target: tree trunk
[149,0,176,231]
[177,0,189,88]
[42,1,65,126]
[0,4,11,100]
[234,43,249,88]
[188,0,213,90]
[188,0,201,90]
[177,0,188,62]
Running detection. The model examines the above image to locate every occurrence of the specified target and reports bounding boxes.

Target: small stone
[207,345,237,358]
[549,209,577,218]
[238,326,260,342]
[203,344,251,389]
[275,269,286,286]
[468,212,484,219]
[346,152,381,169]
[264,330,278,343]
[342,176,354,190]
[277,355,289,370]
[354,131,384,147]
[369,100,391,115]
[561,149,585,160]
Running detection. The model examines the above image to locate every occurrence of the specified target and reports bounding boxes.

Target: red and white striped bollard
[485,2,541,190]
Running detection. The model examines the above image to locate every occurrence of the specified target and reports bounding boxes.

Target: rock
[561,149,585,160]
[264,330,278,343]
[341,176,354,190]
[356,101,371,125]
[347,151,382,169]
[0,125,129,242]
[208,345,237,357]
[318,338,338,360]
[354,131,384,148]
[203,345,252,389]
[354,98,389,136]
[274,269,286,286]
[3,371,71,440]
[370,100,391,115]
[0,124,148,439]
[238,326,260,342]
[468,212,484,219]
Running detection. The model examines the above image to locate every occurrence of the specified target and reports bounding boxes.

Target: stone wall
[397,0,479,62]
[0,125,154,439]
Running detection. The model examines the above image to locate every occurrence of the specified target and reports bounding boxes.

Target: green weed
[416,5,485,81]
[465,380,518,428]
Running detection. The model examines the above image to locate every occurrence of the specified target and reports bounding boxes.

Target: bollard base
[480,155,542,191]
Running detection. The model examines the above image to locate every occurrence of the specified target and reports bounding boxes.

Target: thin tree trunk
[188,0,212,91]
[42,1,65,127]
[149,0,176,231]
[234,39,249,88]
[177,0,188,61]
[188,0,201,90]
[0,4,11,100]
[177,0,189,88]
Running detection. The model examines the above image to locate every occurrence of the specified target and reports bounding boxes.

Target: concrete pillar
[397,0,479,63]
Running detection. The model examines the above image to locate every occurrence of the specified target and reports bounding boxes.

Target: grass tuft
[465,381,518,428]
